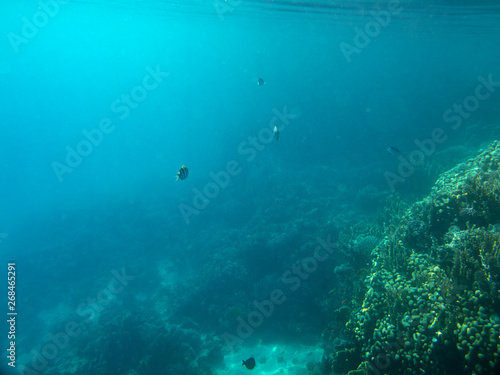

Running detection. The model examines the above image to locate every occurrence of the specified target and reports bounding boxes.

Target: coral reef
[325,141,500,374]
[42,310,223,375]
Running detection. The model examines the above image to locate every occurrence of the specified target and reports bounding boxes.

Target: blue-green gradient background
[0,1,499,374]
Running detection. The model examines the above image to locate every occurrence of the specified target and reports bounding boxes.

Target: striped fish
[176,165,189,181]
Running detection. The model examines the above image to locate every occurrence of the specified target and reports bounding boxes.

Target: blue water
[1,1,500,374]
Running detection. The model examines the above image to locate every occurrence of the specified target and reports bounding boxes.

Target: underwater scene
[1,0,500,374]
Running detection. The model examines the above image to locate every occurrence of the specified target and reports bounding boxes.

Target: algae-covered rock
[326,141,500,375]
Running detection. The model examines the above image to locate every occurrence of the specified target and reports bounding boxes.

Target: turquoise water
[1,1,500,374]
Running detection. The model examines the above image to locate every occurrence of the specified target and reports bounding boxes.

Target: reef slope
[329,141,500,375]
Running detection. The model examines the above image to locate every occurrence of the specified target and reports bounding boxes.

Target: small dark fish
[273,125,279,141]
[242,357,256,370]
[386,146,400,155]
[176,165,189,181]
[257,77,265,86]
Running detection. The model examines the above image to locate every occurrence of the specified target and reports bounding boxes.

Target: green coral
[328,141,500,375]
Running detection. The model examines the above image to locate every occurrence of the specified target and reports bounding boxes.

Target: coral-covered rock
[324,141,500,375]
